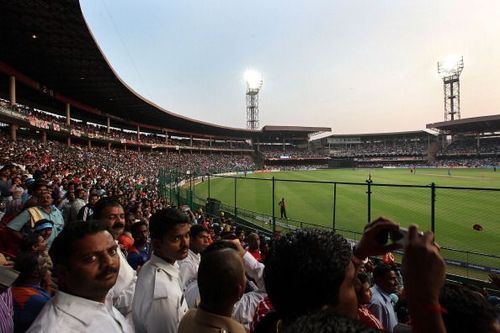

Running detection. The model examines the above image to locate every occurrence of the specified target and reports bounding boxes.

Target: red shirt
[248,249,261,262]
[250,297,274,332]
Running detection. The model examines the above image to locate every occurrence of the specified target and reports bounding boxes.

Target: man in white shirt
[68,188,86,223]
[92,197,137,319]
[27,221,133,333]
[132,207,190,333]
[178,224,210,289]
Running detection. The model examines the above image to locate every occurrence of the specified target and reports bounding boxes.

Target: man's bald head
[198,247,246,310]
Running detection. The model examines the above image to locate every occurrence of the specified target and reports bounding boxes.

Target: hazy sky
[81,1,500,134]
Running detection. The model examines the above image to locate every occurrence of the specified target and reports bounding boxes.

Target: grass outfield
[193,168,500,276]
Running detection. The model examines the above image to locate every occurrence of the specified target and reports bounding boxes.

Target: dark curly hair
[440,283,498,333]
[263,229,352,322]
[284,310,381,333]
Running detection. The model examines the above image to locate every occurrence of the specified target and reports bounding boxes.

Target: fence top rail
[433,184,500,191]
[209,174,500,191]
[441,246,500,259]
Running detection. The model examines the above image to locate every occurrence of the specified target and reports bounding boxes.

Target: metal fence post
[431,182,436,234]
[189,175,193,210]
[366,179,372,223]
[208,174,211,199]
[192,175,196,207]
[169,179,172,204]
[234,177,238,219]
[272,176,276,234]
[176,176,180,206]
[332,183,337,231]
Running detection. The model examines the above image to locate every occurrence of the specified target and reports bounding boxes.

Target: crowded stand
[0,99,253,151]
[432,137,499,168]
[1,133,499,332]
[437,137,500,156]
[259,145,327,159]
[431,158,497,168]
[330,141,428,158]
[1,2,499,331]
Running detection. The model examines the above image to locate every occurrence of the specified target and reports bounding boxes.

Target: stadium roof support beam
[9,75,15,105]
[66,103,71,126]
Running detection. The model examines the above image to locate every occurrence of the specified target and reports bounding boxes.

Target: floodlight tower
[437,55,464,121]
[244,70,263,130]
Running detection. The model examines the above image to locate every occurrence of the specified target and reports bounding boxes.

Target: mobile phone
[390,228,409,246]
[376,227,422,247]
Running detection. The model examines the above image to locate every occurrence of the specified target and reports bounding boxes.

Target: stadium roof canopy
[426,115,500,134]
[320,130,435,140]
[0,1,329,140]
[262,125,330,135]
[258,125,331,142]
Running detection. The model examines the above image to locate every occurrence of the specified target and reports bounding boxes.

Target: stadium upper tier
[426,115,500,134]
[0,1,329,141]
[312,130,438,158]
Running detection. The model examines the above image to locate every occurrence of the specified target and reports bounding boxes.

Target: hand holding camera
[353,217,404,260]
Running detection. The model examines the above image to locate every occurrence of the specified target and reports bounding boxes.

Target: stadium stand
[0,1,498,332]
[311,131,437,167]
[428,116,500,167]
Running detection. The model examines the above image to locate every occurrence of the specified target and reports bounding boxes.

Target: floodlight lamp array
[437,55,464,78]
[244,70,263,91]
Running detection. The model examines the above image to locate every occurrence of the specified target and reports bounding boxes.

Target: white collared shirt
[27,291,133,333]
[242,251,265,290]
[177,249,201,288]
[108,246,137,318]
[232,289,267,331]
[132,253,188,333]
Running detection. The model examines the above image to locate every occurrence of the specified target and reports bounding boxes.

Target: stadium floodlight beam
[244,69,263,130]
[437,55,464,121]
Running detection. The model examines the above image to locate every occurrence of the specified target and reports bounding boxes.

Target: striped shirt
[0,288,14,333]
[358,305,384,330]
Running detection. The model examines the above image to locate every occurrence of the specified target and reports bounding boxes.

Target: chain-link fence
[158,170,500,280]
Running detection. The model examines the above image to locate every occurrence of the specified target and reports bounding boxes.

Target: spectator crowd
[259,146,327,159]
[0,132,499,333]
[330,141,428,158]
[0,99,253,151]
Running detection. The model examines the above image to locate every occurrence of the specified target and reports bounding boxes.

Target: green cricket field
[193,168,500,279]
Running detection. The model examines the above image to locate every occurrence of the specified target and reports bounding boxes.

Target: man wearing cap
[33,219,55,269]
[7,192,64,249]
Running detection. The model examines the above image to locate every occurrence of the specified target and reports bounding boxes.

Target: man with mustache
[92,197,137,320]
[27,221,133,332]
[369,264,399,332]
[132,207,190,333]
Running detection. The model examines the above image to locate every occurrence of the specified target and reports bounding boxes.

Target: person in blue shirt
[127,221,151,270]
[7,191,64,249]
[11,251,51,333]
[368,264,399,333]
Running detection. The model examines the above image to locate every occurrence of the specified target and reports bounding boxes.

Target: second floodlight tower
[437,55,464,121]
[244,70,263,130]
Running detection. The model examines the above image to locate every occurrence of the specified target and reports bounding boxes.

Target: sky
[80,0,500,134]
